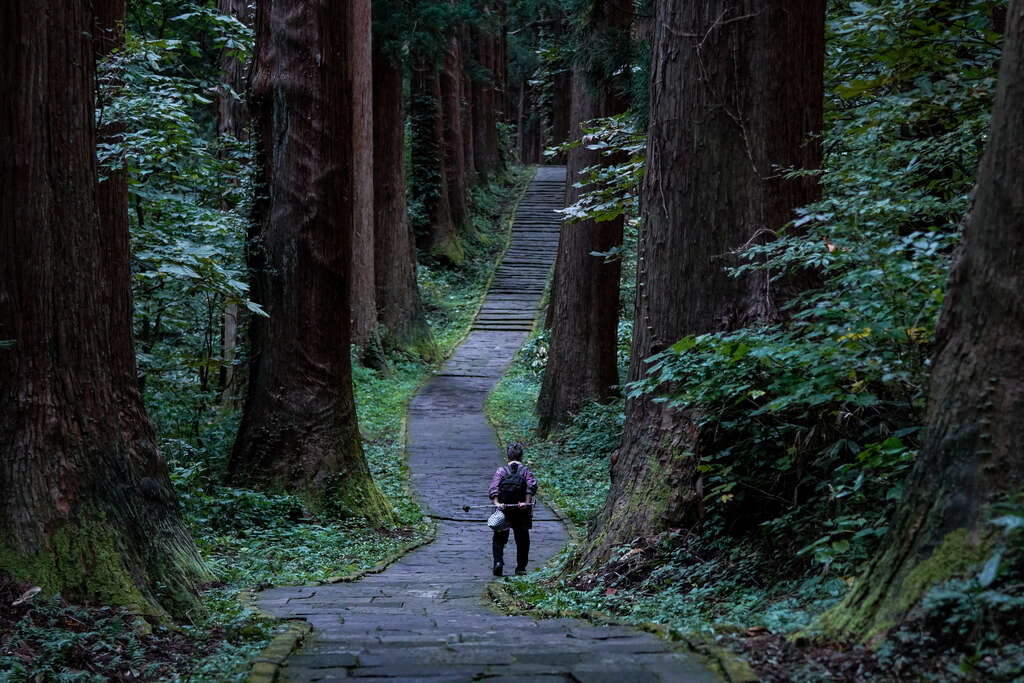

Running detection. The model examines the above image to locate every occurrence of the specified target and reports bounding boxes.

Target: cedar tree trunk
[816,0,1024,639]
[228,0,392,523]
[348,0,378,348]
[441,26,470,235]
[372,42,439,361]
[470,11,500,183]
[581,0,824,563]
[216,0,251,405]
[536,0,632,434]
[460,22,477,184]
[0,0,208,618]
[410,59,464,265]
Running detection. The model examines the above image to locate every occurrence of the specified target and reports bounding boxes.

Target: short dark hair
[506,441,524,461]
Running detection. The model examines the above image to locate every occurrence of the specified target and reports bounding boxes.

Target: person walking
[488,442,538,576]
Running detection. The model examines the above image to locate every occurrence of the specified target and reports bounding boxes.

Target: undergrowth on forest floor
[0,169,532,682]
[487,331,1024,681]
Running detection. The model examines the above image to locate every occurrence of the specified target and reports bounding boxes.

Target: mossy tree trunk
[228,0,392,524]
[0,0,209,618]
[536,0,632,435]
[815,0,1024,639]
[372,32,439,361]
[580,0,824,564]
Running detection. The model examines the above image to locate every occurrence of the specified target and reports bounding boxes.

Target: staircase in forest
[254,167,719,682]
[470,168,564,334]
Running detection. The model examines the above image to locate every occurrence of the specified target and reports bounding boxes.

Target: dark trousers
[492,526,530,570]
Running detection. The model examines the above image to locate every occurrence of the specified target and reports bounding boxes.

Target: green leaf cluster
[97,6,258,448]
[553,113,645,225]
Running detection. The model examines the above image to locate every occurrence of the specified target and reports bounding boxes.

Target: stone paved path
[256,167,719,682]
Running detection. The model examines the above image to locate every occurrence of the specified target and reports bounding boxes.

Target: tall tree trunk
[547,16,572,158]
[460,23,477,184]
[536,0,632,434]
[372,40,439,361]
[348,0,378,348]
[0,0,208,618]
[517,80,542,165]
[216,0,250,140]
[440,27,470,235]
[470,10,500,183]
[228,0,392,523]
[94,0,128,253]
[410,59,464,265]
[816,0,1024,639]
[548,65,572,163]
[216,0,251,405]
[581,0,824,564]
[496,0,509,130]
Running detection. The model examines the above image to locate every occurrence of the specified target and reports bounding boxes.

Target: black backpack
[497,463,528,504]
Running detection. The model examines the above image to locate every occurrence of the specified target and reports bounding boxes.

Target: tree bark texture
[536,0,633,435]
[348,0,378,347]
[372,44,439,361]
[94,0,128,264]
[0,0,208,617]
[516,79,543,165]
[817,0,1024,639]
[228,0,392,523]
[216,0,250,142]
[410,60,464,265]
[470,6,501,183]
[581,0,825,564]
[460,23,477,183]
[441,27,470,234]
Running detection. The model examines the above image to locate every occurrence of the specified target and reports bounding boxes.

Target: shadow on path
[256,167,719,682]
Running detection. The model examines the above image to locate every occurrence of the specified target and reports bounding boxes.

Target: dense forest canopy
[1,0,1022,679]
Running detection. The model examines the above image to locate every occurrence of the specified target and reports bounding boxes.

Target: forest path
[255,167,718,682]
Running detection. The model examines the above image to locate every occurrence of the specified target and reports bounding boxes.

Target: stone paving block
[347,663,494,678]
[281,670,349,681]
[569,669,660,683]
[288,653,359,668]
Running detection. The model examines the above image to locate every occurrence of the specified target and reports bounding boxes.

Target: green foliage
[492,5,1012,677]
[876,506,1024,679]
[628,0,1003,577]
[554,113,645,225]
[0,589,273,682]
[2,597,156,682]
[98,10,258,450]
[503,538,848,636]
